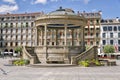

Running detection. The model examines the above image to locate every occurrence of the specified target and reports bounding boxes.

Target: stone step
[27,64,77,68]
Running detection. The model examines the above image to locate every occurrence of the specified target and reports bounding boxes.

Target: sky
[0,0,120,19]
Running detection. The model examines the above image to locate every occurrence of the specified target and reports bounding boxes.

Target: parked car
[13,52,20,57]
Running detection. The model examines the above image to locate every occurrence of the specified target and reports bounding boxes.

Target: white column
[41,28,43,45]
[72,29,74,46]
[44,24,48,61]
[35,27,38,46]
[64,24,67,46]
[81,26,85,51]
[44,24,47,46]
[56,29,58,45]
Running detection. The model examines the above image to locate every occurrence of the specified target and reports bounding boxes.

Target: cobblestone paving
[0,58,120,80]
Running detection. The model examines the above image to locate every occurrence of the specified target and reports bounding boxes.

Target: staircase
[71,46,98,64]
[23,46,98,65]
[22,46,40,64]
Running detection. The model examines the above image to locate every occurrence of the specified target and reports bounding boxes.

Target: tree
[15,46,22,53]
[103,45,115,53]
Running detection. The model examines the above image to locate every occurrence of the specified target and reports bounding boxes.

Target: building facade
[0,7,101,59]
[0,12,41,52]
[100,18,120,52]
[80,12,101,47]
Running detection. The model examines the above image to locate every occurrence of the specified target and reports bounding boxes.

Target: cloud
[92,9,97,12]
[71,0,91,4]
[0,4,18,13]
[32,0,60,4]
[2,0,16,4]
[83,0,90,4]
[33,0,47,4]
[50,0,59,2]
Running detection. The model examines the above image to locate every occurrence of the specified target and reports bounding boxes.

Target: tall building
[100,18,120,52]
[80,11,101,47]
[0,12,41,52]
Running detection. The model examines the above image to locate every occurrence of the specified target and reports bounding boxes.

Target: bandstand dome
[47,7,77,16]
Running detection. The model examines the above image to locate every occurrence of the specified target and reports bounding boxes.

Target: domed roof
[48,7,77,16]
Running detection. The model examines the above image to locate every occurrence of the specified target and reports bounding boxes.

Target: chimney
[116,17,119,21]
[98,10,102,15]
[77,11,80,16]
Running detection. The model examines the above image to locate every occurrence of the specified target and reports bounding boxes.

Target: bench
[99,59,116,66]
[108,60,116,66]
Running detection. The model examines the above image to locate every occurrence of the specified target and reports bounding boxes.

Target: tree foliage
[15,46,22,53]
[103,45,115,53]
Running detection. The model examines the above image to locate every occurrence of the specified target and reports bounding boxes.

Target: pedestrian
[0,68,7,75]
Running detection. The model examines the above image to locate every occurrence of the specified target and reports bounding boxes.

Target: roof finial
[59,6,62,9]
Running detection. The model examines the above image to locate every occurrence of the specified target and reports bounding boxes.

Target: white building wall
[101,22,120,52]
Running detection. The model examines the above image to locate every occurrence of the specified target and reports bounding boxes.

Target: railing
[22,46,36,64]
[71,46,98,64]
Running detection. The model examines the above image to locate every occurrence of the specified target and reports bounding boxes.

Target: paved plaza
[0,58,120,80]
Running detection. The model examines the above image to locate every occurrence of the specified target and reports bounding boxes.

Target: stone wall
[71,46,98,64]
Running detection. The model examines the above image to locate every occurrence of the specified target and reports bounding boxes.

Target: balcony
[85,35,95,38]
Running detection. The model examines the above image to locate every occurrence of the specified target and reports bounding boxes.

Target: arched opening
[9,49,13,56]
[4,49,8,56]
[4,49,8,52]
[10,49,13,52]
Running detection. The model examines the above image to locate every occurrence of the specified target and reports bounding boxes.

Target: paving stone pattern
[0,58,120,80]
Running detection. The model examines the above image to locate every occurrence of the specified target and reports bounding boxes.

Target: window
[114,26,117,31]
[0,42,2,47]
[103,40,106,45]
[110,33,113,38]
[118,26,120,31]
[102,33,106,38]
[108,26,112,31]
[52,42,54,45]
[96,41,99,45]
[5,23,8,27]
[96,28,100,30]
[96,33,99,37]
[110,40,113,45]
[90,41,93,45]
[31,22,34,27]
[85,28,88,30]
[103,26,107,31]
[118,33,120,38]
[90,28,94,30]
[90,33,93,36]
[15,42,18,46]
[118,46,120,51]
[74,32,77,37]
[5,43,7,46]
[118,40,120,45]
[17,17,20,20]
[47,42,49,45]
[96,20,99,23]
[1,18,4,21]
[26,22,28,27]
[63,42,64,45]
[85,33,87,36]
[10,23,13,28]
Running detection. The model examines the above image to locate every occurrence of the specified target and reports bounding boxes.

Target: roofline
[0,12,42,17]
